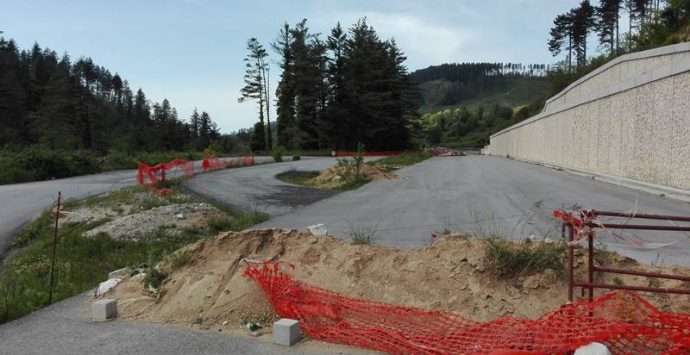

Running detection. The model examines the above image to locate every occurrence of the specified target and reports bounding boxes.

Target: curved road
[190,155,690,267]
[0,157,275,263]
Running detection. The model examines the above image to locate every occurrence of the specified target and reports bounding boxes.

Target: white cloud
[359,12,477,68]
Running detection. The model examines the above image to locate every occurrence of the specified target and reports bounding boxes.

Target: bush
[272,146,284,163]
[0,147,101,184]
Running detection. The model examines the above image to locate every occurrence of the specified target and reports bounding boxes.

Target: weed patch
[0,186,266,325]
[348,224,378,245]
[482,238,565,278]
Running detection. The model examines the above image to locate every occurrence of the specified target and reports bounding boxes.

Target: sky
[2,0,580,133]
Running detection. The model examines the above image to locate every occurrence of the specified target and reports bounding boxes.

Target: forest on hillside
[409,62,552,148]
[0,39,237,183]
[417,0,690,149]
[0,40,224,153]
[547,0,690,91]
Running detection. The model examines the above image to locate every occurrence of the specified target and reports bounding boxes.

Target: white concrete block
[574,342,612,355]
[272,318,301,346]
[93,299,118,321]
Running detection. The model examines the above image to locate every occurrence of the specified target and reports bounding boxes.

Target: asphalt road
[0,170,136,259]
[183,156,379,216]
[255,156,690,267]
[0,293,375,355]
[0,157,274,264]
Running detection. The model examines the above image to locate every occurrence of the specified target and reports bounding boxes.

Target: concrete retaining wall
[486,42,690,191]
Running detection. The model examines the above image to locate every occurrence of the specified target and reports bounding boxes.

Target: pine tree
[549,12,576,71]
[597,0,623,55]
[572,1,596,68]
[239,37,268,151]
[272,23,296,149]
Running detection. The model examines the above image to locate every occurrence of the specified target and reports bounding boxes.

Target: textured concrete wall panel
[489,43,690,191]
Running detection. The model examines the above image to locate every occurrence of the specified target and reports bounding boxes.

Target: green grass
[482,238,565,279]
[0,186,267,325]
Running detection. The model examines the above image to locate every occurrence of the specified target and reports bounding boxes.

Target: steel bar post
[587,230,594,301]
[567,224,574,303]
[47,191,61,305]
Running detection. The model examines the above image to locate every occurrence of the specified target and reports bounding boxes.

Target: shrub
[272,146,284,163]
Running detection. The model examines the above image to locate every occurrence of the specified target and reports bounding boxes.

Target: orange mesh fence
[335,151,401,157]
[201,156,255,171]
[244,262,690,354]
[136,159,195,195]
[136,156,255,195]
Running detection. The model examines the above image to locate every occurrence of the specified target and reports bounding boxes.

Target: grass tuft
[482,237,565,278]
[348,224,378,245]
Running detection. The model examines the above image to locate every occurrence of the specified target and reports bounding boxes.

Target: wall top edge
[544,42,690,106]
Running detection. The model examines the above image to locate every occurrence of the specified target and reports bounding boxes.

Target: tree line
[548,0,690,72]
[0,38,220,153]
[409,62,549,106]
[239,18,420,152]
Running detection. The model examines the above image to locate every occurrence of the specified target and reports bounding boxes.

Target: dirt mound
[311,164,396,189]
[107,229,690,335]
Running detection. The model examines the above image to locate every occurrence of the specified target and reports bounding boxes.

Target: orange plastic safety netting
[201,156,255,171]
[137,156,256,195]
[136,159,195,195]
[244,262,690,354]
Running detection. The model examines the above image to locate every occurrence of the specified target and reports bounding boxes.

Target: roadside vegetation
[481,237,565,278]
[0,186,266,324]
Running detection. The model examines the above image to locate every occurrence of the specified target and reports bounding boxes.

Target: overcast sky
[2,0,579,133]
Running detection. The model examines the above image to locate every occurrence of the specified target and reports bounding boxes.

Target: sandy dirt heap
[310,163,396,189]
[107,229,690,335]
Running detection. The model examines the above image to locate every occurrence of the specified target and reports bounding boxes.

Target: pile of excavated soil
[107,229,690,335]
[310,163,396,189]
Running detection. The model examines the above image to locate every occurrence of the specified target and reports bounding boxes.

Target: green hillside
[411,63,552,148]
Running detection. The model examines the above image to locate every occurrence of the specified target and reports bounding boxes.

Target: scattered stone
[222,321,228,326]
[108,267,132,280]
[131,273,147,282]
[175,213,185,220]
[541,269,557,286]
[95,278,122,297]
[523,274,541,289]
[508,286,522,299]
[307,224,328,236]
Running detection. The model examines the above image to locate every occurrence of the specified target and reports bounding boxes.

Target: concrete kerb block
[92,299,118,322]
[272,318,301,346]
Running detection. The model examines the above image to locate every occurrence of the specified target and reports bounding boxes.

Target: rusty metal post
[587,230,594,301]
[566,224,574,303]
[47,191,62,305]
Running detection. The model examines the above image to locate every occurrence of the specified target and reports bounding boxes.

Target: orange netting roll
[244,261,690,355]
